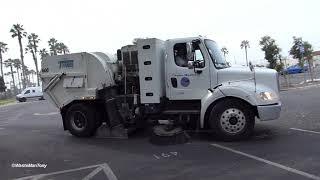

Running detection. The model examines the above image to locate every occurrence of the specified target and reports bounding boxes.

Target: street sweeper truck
[41,37,281,141]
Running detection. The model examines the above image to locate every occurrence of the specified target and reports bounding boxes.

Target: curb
[281,83,320,91]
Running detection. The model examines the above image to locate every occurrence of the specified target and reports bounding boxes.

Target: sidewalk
[280,79,320,91]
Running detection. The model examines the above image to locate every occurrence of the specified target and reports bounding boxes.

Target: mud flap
[95,98,128,139]
[95,123,128,139]
[105,98,123,127]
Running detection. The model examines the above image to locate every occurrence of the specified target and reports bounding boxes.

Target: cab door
[23,89,32,99]
[166,39,211,100]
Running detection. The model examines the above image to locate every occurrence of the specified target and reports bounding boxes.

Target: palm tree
[4,72,16,92]
[29,69,36,85]
[4,59,16,93]
[57,42,69,54]
[0,42,8,78]
[240,40,250,66]
[221,47,229,58]
[10,24,27,88]
[48,38,58,55]
[39,48,49,61]
[0,76,6,93]
[13,59,22,91]
[25,33,40,86]
[22,65,31,87]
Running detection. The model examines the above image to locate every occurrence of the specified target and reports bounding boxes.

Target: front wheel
[209,99,255,141]
[65,103,98,137]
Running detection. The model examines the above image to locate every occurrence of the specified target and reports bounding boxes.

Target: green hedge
[0,98,16,106]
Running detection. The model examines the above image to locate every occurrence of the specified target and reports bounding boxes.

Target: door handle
[171,78,177,88]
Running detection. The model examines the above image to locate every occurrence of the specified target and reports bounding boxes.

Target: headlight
[259,92,276,100]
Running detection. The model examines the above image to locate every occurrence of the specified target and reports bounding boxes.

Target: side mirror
[187,60,203,69]
[187,61,194,69]
[186,42,194,61]
[193,60,202,68]
[249,61,254,71]
[117,49,122,60]
[193,60,203,74]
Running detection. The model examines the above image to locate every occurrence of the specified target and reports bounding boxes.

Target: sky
[0,0,320,83]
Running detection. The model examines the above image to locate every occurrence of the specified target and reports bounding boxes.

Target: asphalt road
[1,84,320,180]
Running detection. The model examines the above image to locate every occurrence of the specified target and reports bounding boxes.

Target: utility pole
[302,53,306,83]
[284,57,290,87]
[299,43,306,83]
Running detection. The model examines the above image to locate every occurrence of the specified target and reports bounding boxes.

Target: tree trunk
[16,67,21,92]
[33,40,40,86]
[0,52,3,78]
[31,73,35,84]
[18,36,26,89]
[35,61,40,86]
[31,51,40,86]
[245,47,248,66]
[10,66,16,94]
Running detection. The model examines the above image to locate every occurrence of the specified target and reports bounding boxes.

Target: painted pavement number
[153,152,178,160]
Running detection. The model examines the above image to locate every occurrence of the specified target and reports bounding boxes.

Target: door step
[162,110,200,114]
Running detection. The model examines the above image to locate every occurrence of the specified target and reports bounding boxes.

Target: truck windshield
[204,39,229,69]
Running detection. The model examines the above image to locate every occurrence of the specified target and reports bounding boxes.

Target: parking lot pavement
[1,85,320,180]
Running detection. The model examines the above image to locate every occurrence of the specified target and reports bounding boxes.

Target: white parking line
[82,167,103,180]
[33,112,59,116]
[290,128,320,135]
[0,123,9,126]
[211,144,320,180]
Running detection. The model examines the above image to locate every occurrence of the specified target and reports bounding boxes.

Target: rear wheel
[65,103,98,137]
[18,98,26,102]
[209,99,255,141]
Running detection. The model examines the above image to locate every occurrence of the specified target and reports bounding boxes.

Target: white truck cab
[41,37,281,141]
[165,38,281,125]
[16,86,44,102]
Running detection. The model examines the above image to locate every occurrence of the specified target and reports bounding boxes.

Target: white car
[16,87,44,102]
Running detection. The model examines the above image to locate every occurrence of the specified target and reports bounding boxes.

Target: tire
[39,96,45,100]
[18,98,26,102]
[65,103,98,137]
[208,99,255,141]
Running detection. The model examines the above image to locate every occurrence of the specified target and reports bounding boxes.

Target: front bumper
[257,102,281,121]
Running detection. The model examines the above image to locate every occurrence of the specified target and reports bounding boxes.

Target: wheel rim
[220,108,246,134]
[71,111,87,131]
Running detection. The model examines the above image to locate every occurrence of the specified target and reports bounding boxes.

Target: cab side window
[24,90,30,94]
[174,43,188,67]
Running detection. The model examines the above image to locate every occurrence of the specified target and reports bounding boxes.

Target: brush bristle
[149,125,190,145]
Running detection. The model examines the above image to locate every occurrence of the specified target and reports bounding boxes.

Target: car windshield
[204,39,229,69]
